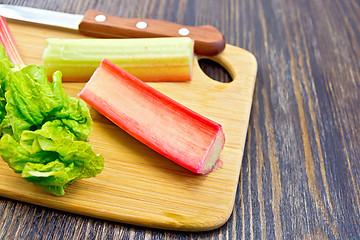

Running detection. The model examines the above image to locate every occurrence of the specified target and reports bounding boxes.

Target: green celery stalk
[42,37,194,82]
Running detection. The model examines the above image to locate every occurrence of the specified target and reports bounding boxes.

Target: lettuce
[0,45,104,195]
[0,46,14,124]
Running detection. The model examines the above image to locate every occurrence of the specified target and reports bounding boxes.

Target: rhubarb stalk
[43,37,194,82]
[0,16,24,66]
[79,59,225,174]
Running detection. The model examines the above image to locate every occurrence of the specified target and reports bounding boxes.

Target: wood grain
[1,0,360,239]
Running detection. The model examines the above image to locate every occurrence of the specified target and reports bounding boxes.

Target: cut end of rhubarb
[79,59,225,175]
[197,128,225,174]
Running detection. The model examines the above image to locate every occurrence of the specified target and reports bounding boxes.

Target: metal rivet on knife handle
[178,28,190,36]
[95,15,107,22]
[136,21,148,29]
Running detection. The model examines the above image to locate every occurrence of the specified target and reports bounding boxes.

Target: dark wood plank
[1,0,360,239]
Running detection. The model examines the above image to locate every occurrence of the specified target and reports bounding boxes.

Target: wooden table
[1,0,359,239]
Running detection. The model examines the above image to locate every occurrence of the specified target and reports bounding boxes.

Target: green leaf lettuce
[0,45,104,195]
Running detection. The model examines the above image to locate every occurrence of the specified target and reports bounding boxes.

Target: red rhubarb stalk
[79,59,225,174]
[0,16,24,66]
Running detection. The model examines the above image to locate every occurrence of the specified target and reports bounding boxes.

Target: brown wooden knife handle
[78,10,226,56]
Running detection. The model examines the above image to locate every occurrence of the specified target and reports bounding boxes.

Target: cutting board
[0,20,257,231]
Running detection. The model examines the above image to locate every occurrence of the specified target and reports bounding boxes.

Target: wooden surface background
[1,0,359,239]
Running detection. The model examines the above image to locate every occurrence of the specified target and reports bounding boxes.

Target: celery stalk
[43,37,194,82]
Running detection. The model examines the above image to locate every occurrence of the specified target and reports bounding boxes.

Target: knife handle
[78,10,225,56]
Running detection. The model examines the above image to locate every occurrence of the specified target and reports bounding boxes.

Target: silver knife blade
[0,4,83,30]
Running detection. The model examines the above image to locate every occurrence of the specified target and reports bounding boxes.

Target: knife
[0,4,225,56]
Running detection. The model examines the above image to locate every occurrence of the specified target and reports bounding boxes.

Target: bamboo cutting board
[0,20,257,231]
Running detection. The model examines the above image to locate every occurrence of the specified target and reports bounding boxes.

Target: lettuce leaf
[0,45,104,195]
[0,46,14,125]
[1,132,103,195]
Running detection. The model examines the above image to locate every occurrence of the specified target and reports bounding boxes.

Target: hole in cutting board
[198,59,233,83]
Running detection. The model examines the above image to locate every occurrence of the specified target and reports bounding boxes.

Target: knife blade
[0,4,225,56]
